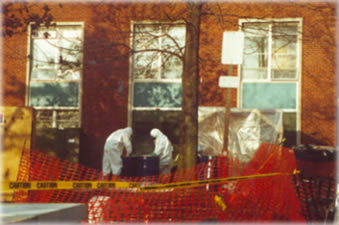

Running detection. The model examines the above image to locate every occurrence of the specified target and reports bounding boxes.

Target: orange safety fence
[10,143,306,223]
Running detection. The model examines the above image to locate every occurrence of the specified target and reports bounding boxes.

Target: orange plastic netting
[12,143,306,223]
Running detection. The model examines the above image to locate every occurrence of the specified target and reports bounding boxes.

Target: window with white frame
[242,22,299,80]
[130,22,186,155]
[240,20,301,145]
[132,23,186,109]
[28,24,83,128]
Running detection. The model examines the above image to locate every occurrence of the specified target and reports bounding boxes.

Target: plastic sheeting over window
[198,107,283,163]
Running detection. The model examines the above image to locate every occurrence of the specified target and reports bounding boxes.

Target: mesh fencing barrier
[11,143,306,223]
[295,175,336,222]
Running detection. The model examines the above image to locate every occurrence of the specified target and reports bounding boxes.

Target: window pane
[57,39,82,80]
[133,24,185,80]
[134,25,160,50]
[133,25,161,79]
[133,83,181,108]
[60,39,82,62]
[32,69,56,80]
[272,24,298,36]
[35,110,80,128]
[134,36,159,50]
[243,23,269,36]
[57,68,81,80]
[33,39,58,65]
[242,68,268,79]
[272,55,296,69]
[35,111,56,128]
[271,53,296,79]
[135,24,161,36]
[272,69,296,79]
[244,36,268,62]
[242,83,296,109]
[243,51,268,68]
[59,27,82,39]
[272,36,297,54]
[32,39,58,80]
[134,52,160,79]
[30,82,79,107]
[57,110,80,128]
[161,54,182,79]
[162,25,186,53]
[161,25,185,79]
[243,36,268,79]
[272,34,297,79]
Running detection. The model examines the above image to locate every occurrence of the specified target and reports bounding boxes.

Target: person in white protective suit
[102,127,133,177]
[150,128,173,175]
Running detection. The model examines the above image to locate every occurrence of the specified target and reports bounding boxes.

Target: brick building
[2,1,337,170]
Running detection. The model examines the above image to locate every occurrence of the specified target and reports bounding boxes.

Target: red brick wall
[3,2,337,169]
[300,6,337,146]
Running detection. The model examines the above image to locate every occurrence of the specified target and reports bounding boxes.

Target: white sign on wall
[221,31,244,65]
[218,76,240,88]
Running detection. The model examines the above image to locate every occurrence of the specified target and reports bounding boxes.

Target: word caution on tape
[2,181,140,191]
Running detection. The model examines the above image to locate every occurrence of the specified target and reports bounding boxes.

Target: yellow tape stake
[1,181,140,191]
[214,194,227,212]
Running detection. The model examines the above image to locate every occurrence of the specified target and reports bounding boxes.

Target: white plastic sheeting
[198,107,283,163]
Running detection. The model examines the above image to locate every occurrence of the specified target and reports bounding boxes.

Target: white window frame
[26,22,85,128]
[238,18,302,144]
[128,21,185,125]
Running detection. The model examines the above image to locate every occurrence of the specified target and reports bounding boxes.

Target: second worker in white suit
[102,127,133,177]
[150,128,173,175]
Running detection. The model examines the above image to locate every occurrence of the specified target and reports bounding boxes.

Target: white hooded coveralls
[102,127,132,176]
[150,128,173,174]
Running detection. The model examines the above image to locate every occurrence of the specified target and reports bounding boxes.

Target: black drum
[121,155,159,177]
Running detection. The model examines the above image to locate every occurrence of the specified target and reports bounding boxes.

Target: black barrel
[293,144,336,162]
[121,155,159,177]
[292,144,336,222]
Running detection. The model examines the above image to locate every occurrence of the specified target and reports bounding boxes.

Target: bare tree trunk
[178,2,201,170]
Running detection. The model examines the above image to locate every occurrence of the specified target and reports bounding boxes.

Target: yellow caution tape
[140,171,300,191]
[1,170,299,192]
[293,169,300,175]
[1,181,140,191]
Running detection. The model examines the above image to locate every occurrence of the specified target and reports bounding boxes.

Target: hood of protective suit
[150,128,173,168]
[150,128,162,138]
[124,127,133,137]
